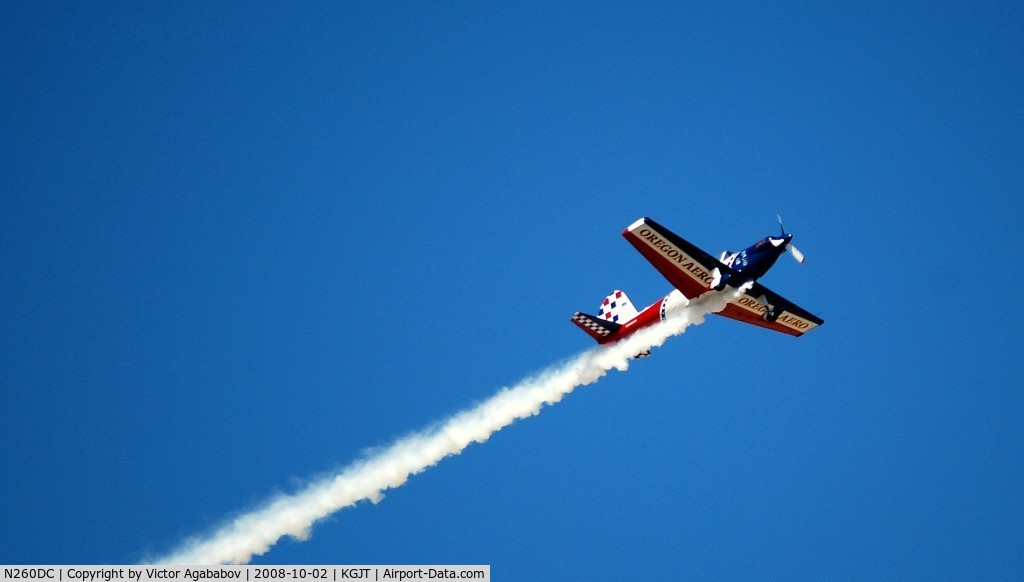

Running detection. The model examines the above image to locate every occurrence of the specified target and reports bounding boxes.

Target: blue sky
[2,1,1022,578]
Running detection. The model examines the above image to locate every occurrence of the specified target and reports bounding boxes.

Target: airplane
[571,217,823,356]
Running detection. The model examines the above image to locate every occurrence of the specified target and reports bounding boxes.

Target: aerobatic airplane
[572,217,823,355]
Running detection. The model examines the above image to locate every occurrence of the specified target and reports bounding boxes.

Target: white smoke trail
[154,287,747,565]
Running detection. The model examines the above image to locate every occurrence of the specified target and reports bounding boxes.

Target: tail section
[571,290,639,343]
[572,290,653,359]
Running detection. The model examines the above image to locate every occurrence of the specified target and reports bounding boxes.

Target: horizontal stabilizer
[571,312,621,343]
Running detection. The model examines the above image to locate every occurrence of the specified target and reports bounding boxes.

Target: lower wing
[717,282,823,336]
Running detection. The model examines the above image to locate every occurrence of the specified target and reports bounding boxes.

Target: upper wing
[717,282,824,336]
[622,217,727,299]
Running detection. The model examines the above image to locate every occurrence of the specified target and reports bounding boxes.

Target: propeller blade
[789,243,805,264]
[777,214,786,235]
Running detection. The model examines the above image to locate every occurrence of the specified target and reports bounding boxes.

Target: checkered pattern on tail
[571,312,621,343]
[597,290,639,324]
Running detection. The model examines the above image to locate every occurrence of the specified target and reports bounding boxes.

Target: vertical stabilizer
[597,290,639,324]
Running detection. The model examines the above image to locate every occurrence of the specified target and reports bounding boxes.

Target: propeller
[777,214,806,264]
[789,243,806,264]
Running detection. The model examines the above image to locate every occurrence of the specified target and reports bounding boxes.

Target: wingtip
[623,218,651,238]
[625,217,648,232]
